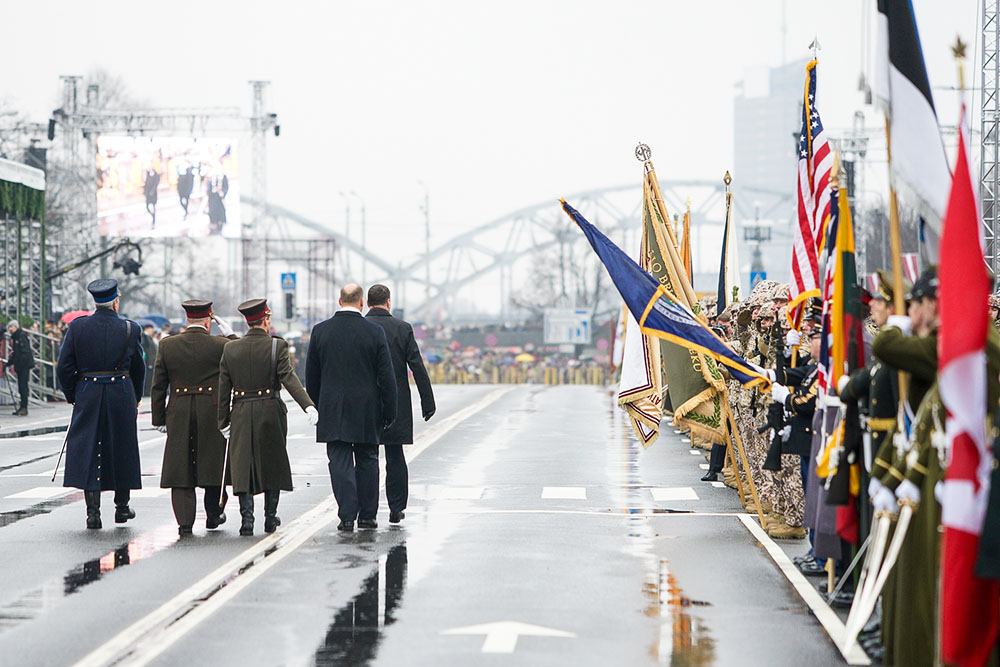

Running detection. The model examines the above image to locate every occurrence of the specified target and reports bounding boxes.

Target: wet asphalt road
[0,386,844,666]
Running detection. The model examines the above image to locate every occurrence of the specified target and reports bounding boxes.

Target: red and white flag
[938,103,999,666]
[789,60,832,320]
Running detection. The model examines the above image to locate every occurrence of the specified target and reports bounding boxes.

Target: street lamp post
[418,181,430,324]
[338,191,352,279]
[349,191,366,286]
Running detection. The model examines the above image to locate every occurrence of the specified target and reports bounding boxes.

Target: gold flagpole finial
[723,171,732,191]
[953,36,968,91]
[831,150,840,189]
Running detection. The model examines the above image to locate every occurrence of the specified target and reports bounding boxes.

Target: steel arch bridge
[244,181,794,321]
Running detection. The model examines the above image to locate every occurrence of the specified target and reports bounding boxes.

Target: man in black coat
[5,320,35,416]
[306,284,396,531]
[56,279,145,529]
[365,284,435,524]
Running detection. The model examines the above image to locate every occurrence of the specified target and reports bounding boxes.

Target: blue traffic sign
[280,272,296,292]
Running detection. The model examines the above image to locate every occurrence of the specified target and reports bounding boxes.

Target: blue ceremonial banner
[561,199,770,390]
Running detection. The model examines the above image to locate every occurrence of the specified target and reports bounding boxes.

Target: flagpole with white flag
[938,39,998,666]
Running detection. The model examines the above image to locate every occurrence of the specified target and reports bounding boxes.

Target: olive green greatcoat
[150,327,235,488]
[217,328,314,494]
[866,325,937,665]
[883,327,1000,667]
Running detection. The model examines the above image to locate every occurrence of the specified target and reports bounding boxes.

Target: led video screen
[97,137,240,237]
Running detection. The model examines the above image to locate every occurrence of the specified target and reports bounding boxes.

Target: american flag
[815,193,839,396]
[790,60,833,318]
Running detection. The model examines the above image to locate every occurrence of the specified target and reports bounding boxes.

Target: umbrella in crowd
[60,310,92,323]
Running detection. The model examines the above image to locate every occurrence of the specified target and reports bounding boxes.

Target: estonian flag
[874,0,951,253]
[561,199,769,390]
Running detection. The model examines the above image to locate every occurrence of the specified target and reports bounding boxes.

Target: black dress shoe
[389,511,405,524]
[828,591,854,608]
[114,506,136,524]
[798,558,826,576]
[358,519,378,530]
[206,512,226,530]
[700,471,719,482]
[337,521,354,532]
[178,525,193,536]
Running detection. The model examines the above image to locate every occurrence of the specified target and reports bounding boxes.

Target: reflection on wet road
[315,544,408,666]
[0,524,178,632]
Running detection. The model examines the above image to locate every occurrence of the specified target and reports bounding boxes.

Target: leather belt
[80,371,128,383]
[233,387,277,403]
[867,417,896,432]
[173,385,214,396]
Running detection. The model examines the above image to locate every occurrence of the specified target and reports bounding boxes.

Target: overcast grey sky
[1,0,980,275]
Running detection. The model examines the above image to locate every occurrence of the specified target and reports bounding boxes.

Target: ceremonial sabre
[843,504,913,650]
[50,429,70,483]
[218,433,230,510]
[843,512,890,640]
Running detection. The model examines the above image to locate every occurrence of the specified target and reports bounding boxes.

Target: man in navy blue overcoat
[56,279,145,529]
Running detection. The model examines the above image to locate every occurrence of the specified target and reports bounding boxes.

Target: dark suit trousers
[327,441,379,522]
[384,445,408,513]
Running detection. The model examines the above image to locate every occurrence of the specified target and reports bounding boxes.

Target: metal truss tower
[983,0,1000,279]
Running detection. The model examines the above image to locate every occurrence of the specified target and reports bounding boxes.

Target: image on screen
[97,137,241,238]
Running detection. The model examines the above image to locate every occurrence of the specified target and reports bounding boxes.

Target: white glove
[155,425,167,434]
[305,406,319,426]
[749,363,776,383]
[886,315,912,335]
[896,479,921,506]
[785,329,801,347]
[770,383,790,404]
[213,316,234,337]
[873,486,898,515]
[868,477,883,499]
[778,425,792,442]
[221,424,231,439]
[836,374,850,395]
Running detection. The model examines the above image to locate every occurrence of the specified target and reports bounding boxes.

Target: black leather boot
[263,491,280,534]
[238,493,254,536]
[114,490,136,524]
[84,491,102,529]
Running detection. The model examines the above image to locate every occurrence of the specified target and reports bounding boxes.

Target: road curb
[0,424,69,439]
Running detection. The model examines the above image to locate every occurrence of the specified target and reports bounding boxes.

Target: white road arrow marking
[441,621,575,653]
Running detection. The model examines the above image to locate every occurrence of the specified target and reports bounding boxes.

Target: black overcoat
[305,310,396,445]
[779,362,818,457]
[364,309,434,445]
[56,309,144,491]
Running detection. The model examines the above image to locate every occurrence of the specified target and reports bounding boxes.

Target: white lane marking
[541,486,586,500]
[681,437,691,443]
[75,386,516,667]
[410,485,485,500]
[650,487,699,502]
[710,481,726,488]
[441,621,575,654]
[698,463,709,470]
[128,489,170,498]
[688,449,701,456]
[736,514,870,666]
[4,487,74,500]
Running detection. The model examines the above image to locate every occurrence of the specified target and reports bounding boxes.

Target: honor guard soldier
[218,299,318,535]
[56,279,145,529]
[150,300,237,536]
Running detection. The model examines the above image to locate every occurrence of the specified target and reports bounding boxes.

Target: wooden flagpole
[724,401,767,527]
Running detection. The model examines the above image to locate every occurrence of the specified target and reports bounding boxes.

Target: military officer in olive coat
[56,279,145,530]
[151,300,237,536]
[218,299,318,535]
